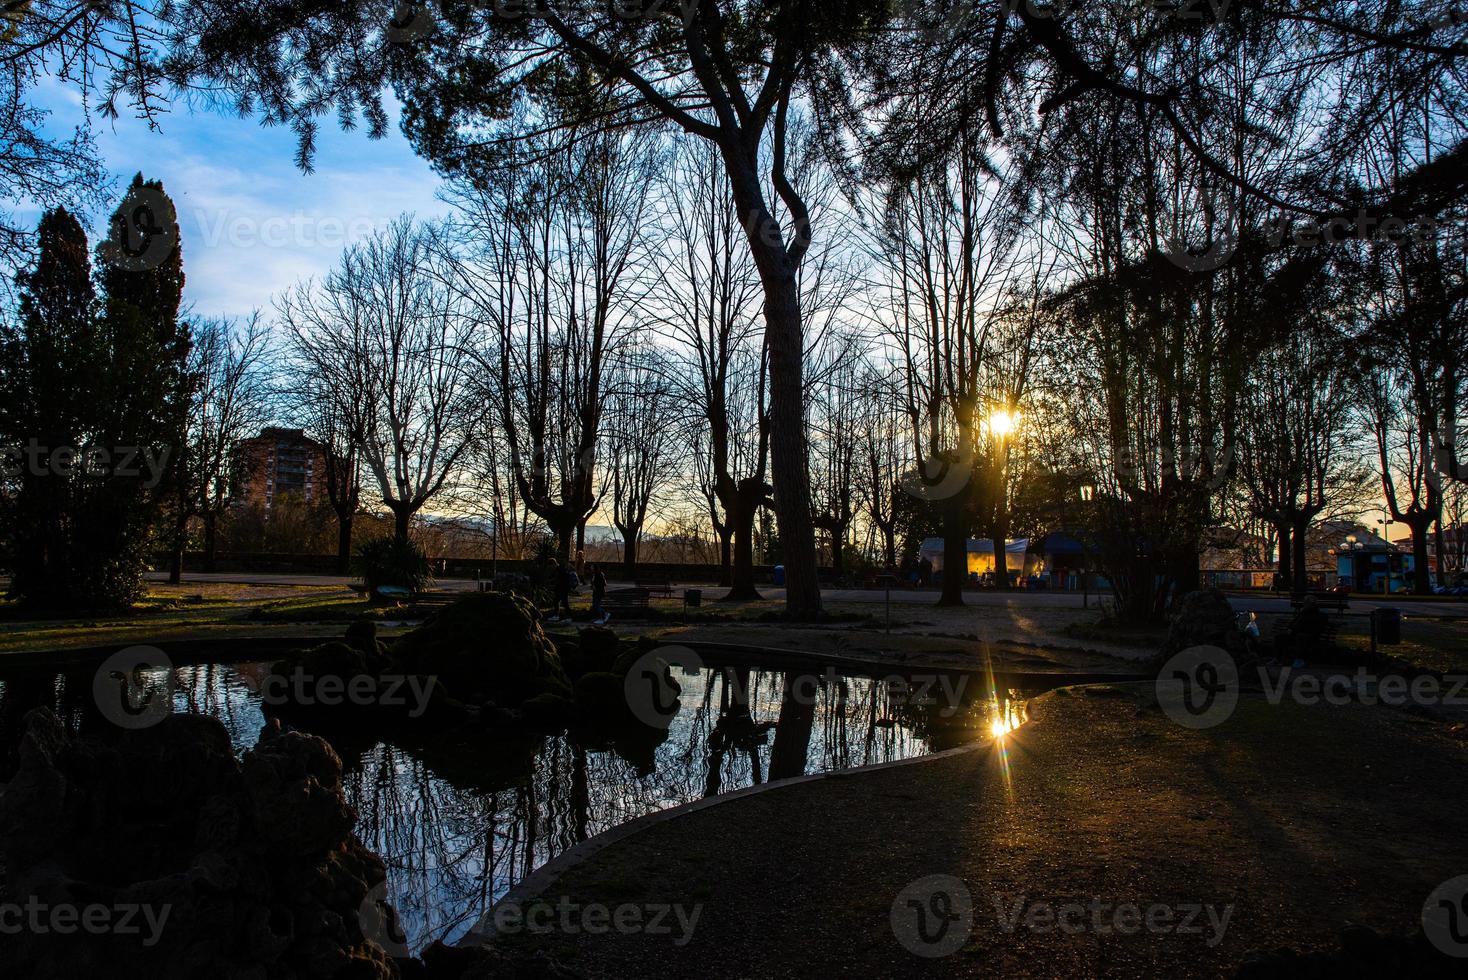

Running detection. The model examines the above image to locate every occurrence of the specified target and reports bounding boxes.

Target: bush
[352,537,433,599]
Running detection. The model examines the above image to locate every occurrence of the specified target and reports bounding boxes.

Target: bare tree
[871,136,1022,605]
[1237,322,1371,593]
[605,347,678,578]
[452,126,657,561]
[808,330,865,582]
[652,136,771,600]
[284,365,366,575]
[168,313,272,579]
[279,217,476,546]
[854,366,908,570]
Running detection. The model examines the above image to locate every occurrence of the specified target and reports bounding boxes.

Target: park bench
[1290,590,1350,613]
[634,578,676,599]
[605,587,651,615]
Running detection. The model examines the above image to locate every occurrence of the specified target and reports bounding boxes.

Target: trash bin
[773,565,786,586]
[1372,608,1402,646]
[684,589,702,609]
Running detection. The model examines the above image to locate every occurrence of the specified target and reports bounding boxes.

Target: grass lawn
[0,581,368,656]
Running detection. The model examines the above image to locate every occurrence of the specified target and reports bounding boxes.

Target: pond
[0,655,1027,952]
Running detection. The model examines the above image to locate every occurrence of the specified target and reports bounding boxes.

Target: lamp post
[1079,484,1096,608]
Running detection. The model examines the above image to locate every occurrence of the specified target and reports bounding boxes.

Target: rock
[390,593,571,709]
[575,627,621,675]
[242,721,356,855]
[345,621,392,673]
[0,709,407,979]
[519,693,573,730]
[1154,589,1243,670]
[573,671,633,726]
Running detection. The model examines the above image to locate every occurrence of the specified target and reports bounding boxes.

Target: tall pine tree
[0,207,103,607]
[0,177,191,611]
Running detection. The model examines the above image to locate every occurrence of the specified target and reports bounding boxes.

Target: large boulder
[1154,589,1244,670]
[389,592,571,708]
[0,710,405,979]
[557,626,622,680]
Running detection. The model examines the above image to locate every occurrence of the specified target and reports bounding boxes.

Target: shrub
[352,537,433,599]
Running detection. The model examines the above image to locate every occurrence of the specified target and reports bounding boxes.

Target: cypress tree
[0,208,102,607]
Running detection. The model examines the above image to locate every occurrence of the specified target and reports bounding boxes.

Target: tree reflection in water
[0,659,1003,953]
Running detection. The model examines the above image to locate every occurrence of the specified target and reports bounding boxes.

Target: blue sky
[25,78,452,320]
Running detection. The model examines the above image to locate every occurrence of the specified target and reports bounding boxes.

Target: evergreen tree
[0,207,102,607]
[97,174,194,594]
[0,178,191,611]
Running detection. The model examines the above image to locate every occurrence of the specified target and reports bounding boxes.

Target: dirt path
[489,685,1468,978]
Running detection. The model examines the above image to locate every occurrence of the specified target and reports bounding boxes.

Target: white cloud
[23,80,452,320]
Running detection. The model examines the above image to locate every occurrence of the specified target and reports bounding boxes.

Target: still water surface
[0,658,1023,951]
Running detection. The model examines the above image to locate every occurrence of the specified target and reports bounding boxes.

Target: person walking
[550,558,576,622]
[590,565,609,625]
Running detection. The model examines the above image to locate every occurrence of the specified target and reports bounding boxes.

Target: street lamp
[1078,484,1096,607]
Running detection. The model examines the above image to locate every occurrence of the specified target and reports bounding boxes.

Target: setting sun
[987,408,1020,441]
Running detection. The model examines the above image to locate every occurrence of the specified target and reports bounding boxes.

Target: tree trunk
[939,498,966,607]
[1173,541,1203,599]
[725,502,763,601]
[881,525,897,570]
[203,512,218,573]
[168,511,187,585]
[336,513,354,575]
[622,531,639,580]
[1276,523,1292,588]
[823,525,848,580]
[1291,519,1310,594]
[717,526,733,587]
[762,275,820,617]
[1409,515,1433,594]
[992,533,1009,591]
[1434,519,1448,588]
[393,505,412,546]
[721,143,818,619]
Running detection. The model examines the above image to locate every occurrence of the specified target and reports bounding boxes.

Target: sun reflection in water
[988,698,1027,740]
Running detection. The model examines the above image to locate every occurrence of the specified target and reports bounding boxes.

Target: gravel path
[489,684,1468,978]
